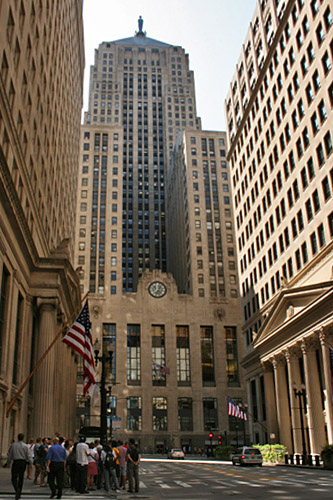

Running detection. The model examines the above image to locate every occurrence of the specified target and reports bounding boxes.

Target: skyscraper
[226,0,333,453]
[0,0,84,449]
[83,18,199,293]
[75,20,245,450]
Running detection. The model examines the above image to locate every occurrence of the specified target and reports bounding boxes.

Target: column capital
[261,360,274,373]
[300,336,319,354]
[272,355,286,368]
[284,345,302,362]
[36,297,59,310]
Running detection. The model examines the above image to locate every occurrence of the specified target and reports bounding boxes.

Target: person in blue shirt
[46,437,67,499]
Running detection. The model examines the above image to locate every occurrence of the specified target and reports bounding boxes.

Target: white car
[167,448,185,459]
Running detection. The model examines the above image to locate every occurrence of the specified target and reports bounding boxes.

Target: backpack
[105,449,116,469]
[129,446,139,462]
[38,444,46,461]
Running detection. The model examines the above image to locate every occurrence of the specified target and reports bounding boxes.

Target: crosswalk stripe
[174,480,191,488]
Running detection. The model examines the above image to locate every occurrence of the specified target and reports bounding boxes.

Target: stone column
[262,361,278,440]
[272,356,293,452]
[285,347,302,454]
[32,297,58,437]
[319,328,333,444]
[301,337,326,454]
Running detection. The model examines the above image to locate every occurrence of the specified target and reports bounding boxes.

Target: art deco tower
[82,19,200,293]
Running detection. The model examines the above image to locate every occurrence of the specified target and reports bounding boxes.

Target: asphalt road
[1,459,333,499]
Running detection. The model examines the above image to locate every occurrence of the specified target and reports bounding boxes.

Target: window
[310,231,318,255]
[306,198,313,221]
[322,51,331,75]
[324,132,332,156]
[178,398,193,432]
[203,398,218,431]
[152,397,167,431]
[127,325,141,385]
[311,112,320,134]
[176,326,191,386]
[312,189,320,213]
[318,99,327,123]
[201,326,215,387]
[127,397,142,431]
[225,326,239,386]
[152,325,166,386]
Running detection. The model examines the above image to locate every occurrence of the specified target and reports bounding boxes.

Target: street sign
[112,416,121,430]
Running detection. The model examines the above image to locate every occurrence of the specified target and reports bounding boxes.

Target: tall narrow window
[152,397,167,431]
[225,326,240,386]
[12,292,23,385]
[176,326,191,386]
[127,324,141,385]
[103,323,116,380]
[0,265,10,366]
[152,325,166,386]
[127,396,142,430]
[200,326,215,386]
[203,398,218,431]
[178,398,193,431]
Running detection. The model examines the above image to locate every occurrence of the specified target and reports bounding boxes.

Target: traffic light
[209,432,213,440]
[218,435,222,445]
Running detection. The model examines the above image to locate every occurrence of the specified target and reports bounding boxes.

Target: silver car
[232,447,263,466]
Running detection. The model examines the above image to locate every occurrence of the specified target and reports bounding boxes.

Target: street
[1,458,333,500]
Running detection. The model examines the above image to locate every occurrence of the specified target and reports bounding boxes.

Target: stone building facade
[0,0,84,458]
[75,24,246,450]
[225,0,333,454]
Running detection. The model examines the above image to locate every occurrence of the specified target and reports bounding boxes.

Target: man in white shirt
[75,437,90,494]
[8,433,32,500]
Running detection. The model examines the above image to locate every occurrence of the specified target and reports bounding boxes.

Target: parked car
[167,448,185,459]
[232,447,263,466]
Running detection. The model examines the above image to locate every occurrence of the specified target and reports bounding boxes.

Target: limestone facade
[0,0,84,459]
[226,0,333,452]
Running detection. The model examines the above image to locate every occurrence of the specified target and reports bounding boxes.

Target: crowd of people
[6,433,141,499]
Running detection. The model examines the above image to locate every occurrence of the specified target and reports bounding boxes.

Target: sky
[82,0,257,131]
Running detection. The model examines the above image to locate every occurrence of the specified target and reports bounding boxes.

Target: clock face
[148,281,167,298]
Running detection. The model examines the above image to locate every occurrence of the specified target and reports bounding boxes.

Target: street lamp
[293,382,307,463]
[94,339,115,444]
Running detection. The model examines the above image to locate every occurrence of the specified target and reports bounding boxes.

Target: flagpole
[6,291,89,417]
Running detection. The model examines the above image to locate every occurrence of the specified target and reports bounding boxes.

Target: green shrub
[321,445,333,461]
[214,445,234,459]
[253,443,287,463]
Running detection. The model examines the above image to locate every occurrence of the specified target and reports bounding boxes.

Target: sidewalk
[0,465,108,497]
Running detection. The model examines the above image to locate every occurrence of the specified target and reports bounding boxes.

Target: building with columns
[225,0,333,454]
[75,23,246,450]
[0,0,84,457]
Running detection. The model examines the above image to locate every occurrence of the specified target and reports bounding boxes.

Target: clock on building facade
[148,281,167,298]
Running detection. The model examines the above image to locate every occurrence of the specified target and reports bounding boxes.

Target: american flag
[228,396,248,421]
[62,300,96,396]
[153,361,170,375]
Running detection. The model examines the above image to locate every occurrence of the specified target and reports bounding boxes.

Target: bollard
[315,455,320,467]
[302,454,307,465]
[296,454,300,465]
[307,454,313,466]
[285,454,289,465]
[289,454,294,465]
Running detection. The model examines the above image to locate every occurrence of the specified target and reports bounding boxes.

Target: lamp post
[293,382,307,463]
[239,403,248,445]
[94,339,114,444]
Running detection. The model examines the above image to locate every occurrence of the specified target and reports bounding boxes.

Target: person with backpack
[126,439,141,493]
[101,440,121,493]
[33,437,42,485]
